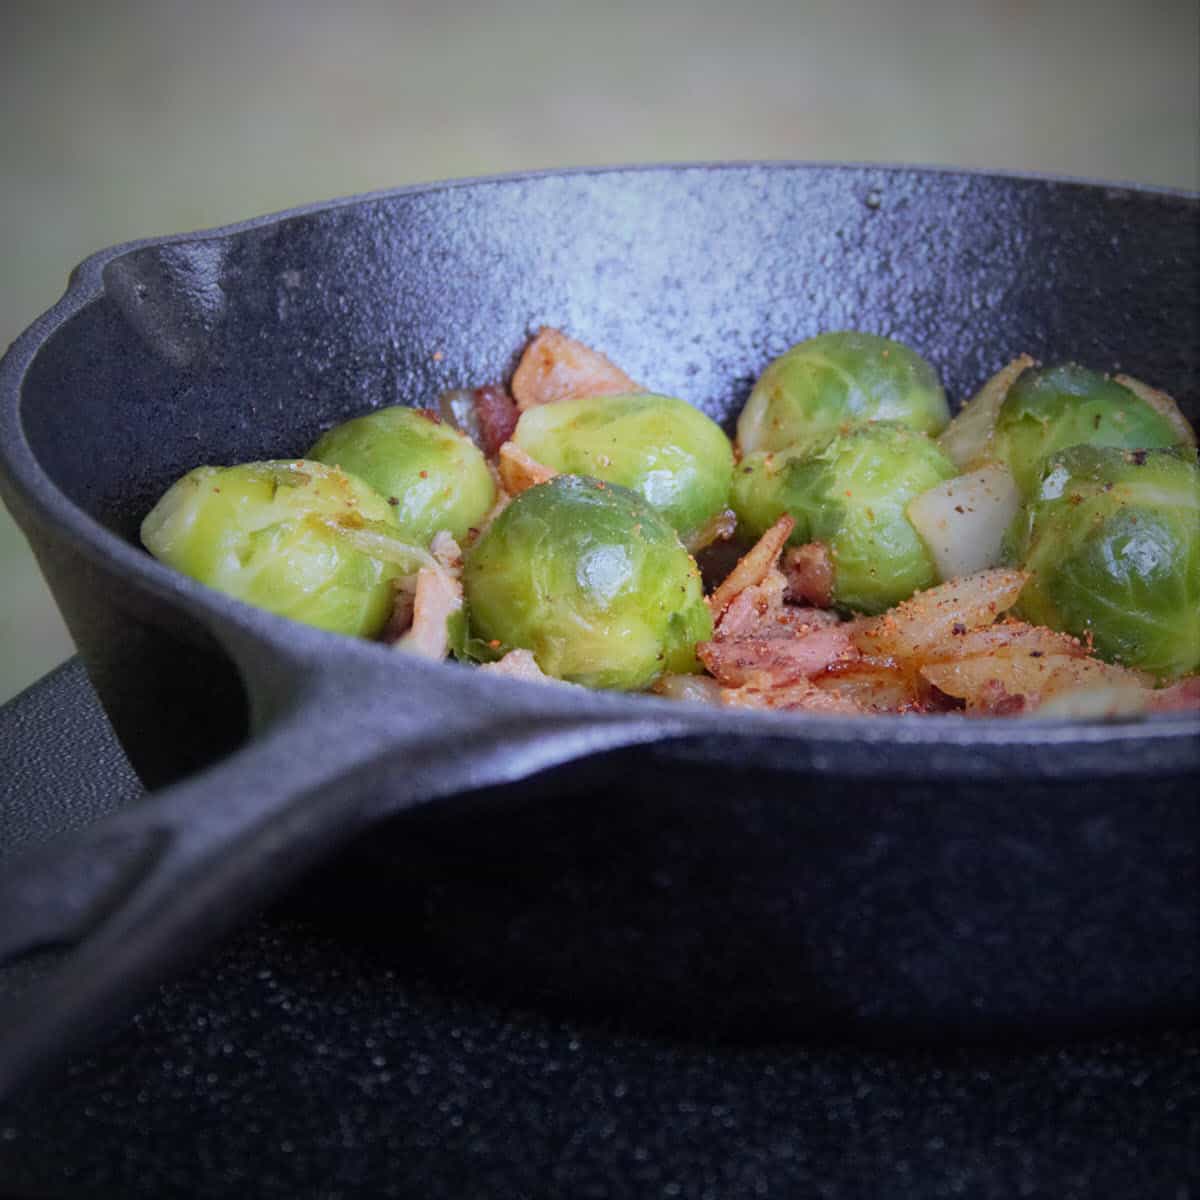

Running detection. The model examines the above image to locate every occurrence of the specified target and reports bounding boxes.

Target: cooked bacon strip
[498,441,557,496]
[511,327,638,411]
[811,662,923,713]
[721,679,862,715]
[714,570,786,639]
[473,385,520,457]
[715,572,842,643]
[699,625,857,688]
[782,542,835,608]
[708,515,795,621]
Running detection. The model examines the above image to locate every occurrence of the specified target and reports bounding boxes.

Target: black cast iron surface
[1,662,1197,1200]
[0,165,1197,1089]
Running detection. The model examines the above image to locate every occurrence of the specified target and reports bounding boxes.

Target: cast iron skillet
[0,165,1197,1095]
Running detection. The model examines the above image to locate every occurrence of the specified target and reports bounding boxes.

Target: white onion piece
[906,463,1021,582]
[1034,683,1151,720]
[938,354,1034,468]
[652,673,725,705]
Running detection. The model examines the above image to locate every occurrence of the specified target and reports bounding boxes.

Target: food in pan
[939,359,1196,492]
[140,327,1199,716]
[464,475,711,690]
[731,423,957,613]
[1007,445,1200,680]
[307,404,496,545]
[510,392,734,547]
[736,331,950,454]
[141,460,412,638]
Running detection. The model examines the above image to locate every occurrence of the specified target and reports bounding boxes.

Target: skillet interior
[7,165,1199,1041]
[19,165,1198,545]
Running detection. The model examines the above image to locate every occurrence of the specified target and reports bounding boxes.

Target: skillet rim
[1,161,1197,758]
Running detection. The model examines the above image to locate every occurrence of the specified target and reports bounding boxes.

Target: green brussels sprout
[1008,445,1200,680]
[511,392,733,543]
[732,423,958,613]
[141,460,409,637]
[949,362,1195,493]
[736,331,950,455]
[308,406,496,545]
[463,475,712,690]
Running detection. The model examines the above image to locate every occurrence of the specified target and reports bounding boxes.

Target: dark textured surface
[19,168,1200,549]
[0,168,1196,1082]
[1,662,1197,1200]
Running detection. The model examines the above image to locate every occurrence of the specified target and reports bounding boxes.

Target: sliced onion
[652,673,725,705]
[938,354,1034,469]
[438,388,485,449]
[1034,683,1151,720]
[907,463,1021,582]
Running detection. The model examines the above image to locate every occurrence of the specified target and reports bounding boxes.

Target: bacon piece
[974,680,1031,717]
[721,679,862,715]
[715,573,842,642]
[708,515,795,621]
[698,625,857,688]
[714,570,786,639]
[811,662,922,712]
[497,442,557,496]
[511,327,638,411]
[782,542,835,608]
[472,385,520,457]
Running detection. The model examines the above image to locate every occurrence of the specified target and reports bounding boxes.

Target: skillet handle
[0,662,683,1099]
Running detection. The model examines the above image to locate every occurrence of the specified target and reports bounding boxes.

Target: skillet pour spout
[0,164,1196,1092]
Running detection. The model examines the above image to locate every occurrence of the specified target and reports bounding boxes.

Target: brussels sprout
[308,406,496,545]
[141,460,409,637]
[732,424,957,613]
[1008,445,1200,680]
[946,362,1195,492]
[736,332,949,455]
[511,392,733,543]
[463,475,712,690]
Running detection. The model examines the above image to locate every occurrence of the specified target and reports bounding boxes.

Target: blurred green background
[2,0,1197,703]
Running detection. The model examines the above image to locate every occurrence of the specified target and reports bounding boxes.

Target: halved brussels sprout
[1008,445,1200,680]
[736,331,949,455]
[463,475,712,690]
[141,460,408,637]
[308,406,496,545]
[944,362,1195,492]
[511,392,733,543]
[731,423,957,613]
